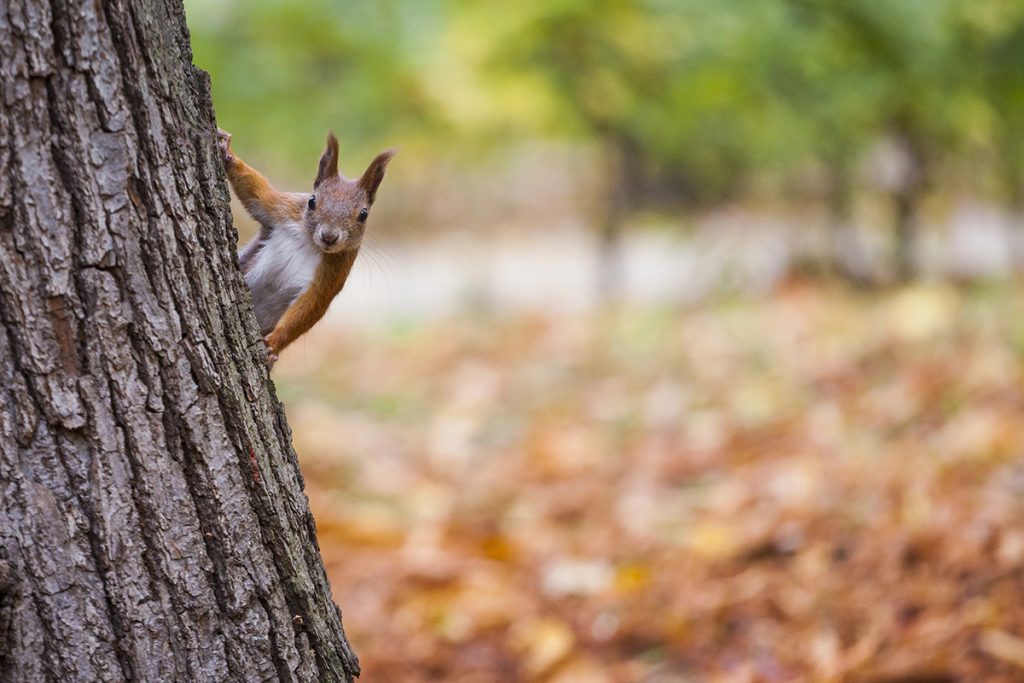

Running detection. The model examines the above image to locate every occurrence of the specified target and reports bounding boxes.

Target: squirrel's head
[304,133,395,254]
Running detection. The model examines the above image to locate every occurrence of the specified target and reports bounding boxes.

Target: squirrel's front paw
[263,334,279,369]
[217,128,234,165]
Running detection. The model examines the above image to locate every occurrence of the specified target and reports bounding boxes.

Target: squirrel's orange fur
[225,157,304,226]
[218,128,395,366]
[264,250,357,356]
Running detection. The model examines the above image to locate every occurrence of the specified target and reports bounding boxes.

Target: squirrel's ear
[314,132,340,188]
[358,149,396,204]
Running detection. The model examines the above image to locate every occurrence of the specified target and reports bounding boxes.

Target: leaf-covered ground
[276,282,1024,682]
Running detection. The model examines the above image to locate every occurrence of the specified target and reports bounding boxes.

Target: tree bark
[999,140,1024,271]
[892,185,922,283]
[595,134,628,303]
[890,128,928,283]
[0,1,358,681]
[824,155,872,285]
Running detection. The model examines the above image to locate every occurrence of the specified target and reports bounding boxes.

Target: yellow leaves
[548,655,610,683]
[810,629,842,680]
[527,425,605,478]
[730,377,786,429]
[938,407,1017,463]
[885,284,960,342]
[995,530,1024,568]
[979,630,1024,670]
[508,618,575,678]
[396,565,525,647]
[688,521,743,562]
[443,580,519,643]
[683,410,728,452]
[899,484,935,531]
[311,496,406,549]
[613,564,650,594]
[480,533,516,562]
[279,285,1024,680]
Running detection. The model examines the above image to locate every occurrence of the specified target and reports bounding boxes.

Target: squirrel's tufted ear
[314,132,340,188]
[358,149,396,204]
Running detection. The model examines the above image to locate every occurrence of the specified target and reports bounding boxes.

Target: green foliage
[186,0,1024,207]
[956,0,1024,203]
[187,0,444,176]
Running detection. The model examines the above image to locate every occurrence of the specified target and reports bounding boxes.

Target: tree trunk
[0,1,358,681]
[825,155,872,285]
[891,129,928,283]
[1000,141,1024,272]
[893,186,921,283]
[596,135,628,303]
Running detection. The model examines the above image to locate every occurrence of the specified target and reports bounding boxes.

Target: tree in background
[185,0,1024,287]
[762,0,885,281]
[187,0,441,171]
[959,1,1024,268]
[838,0,967,282]
[445,0,690,298]
[696,0,992,283]
[445,0,820,298]
[451,0,977,286]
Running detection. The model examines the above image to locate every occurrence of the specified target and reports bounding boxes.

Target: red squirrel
[217,128,394,366]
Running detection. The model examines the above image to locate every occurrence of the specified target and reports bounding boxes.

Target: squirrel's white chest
[244,224,320,333]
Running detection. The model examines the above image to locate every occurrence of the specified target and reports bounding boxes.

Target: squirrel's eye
[307,195,316,211]
[358,208,368,222]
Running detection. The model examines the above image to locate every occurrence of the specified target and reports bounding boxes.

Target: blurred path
[329,202,1020,325]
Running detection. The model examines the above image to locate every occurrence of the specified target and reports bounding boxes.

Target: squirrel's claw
[217,128,234,165]
[263,334,278,369]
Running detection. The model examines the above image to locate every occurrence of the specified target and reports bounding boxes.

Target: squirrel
[217,128,395,366]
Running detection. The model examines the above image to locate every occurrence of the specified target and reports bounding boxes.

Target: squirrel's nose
[320,231,338,246]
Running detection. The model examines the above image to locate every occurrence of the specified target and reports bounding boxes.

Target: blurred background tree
[960,0,1024,266]
[188,0,444,171]
[187,0,1024,290]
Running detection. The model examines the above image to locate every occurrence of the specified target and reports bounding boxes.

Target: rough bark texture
[0,1,359,681]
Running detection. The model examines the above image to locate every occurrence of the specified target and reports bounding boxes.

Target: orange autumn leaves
[276,282,1024,682]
